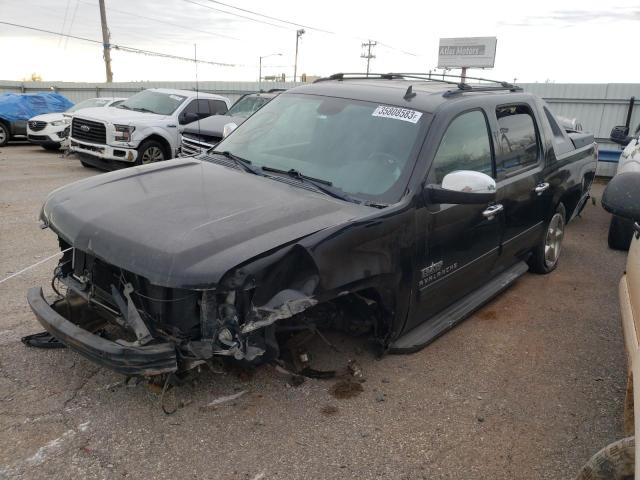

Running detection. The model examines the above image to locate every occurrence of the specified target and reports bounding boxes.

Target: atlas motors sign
[437,37,497,68]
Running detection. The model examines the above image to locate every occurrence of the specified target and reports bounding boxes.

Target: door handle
[482,203,503,220]
[534,182,550,195]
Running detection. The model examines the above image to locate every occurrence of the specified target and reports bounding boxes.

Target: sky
[0,0,638,84]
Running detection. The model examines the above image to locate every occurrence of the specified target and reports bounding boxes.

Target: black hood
[42,159,370,288]
[183,114,246,137]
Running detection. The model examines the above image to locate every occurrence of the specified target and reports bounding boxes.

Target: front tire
[608,215,634,251]
[136,139,167,165]
[529,203,566,274]
[0,122,10,147]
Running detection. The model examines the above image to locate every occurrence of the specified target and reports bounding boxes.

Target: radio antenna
[194,43,201,151]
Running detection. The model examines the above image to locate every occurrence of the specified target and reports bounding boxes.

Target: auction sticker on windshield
[372,105,422,124]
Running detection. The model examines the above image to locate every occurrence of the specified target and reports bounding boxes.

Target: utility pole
[293,29,305,83]
[259,53,282,91]
[98,0,113,83]
[361,40,377,76]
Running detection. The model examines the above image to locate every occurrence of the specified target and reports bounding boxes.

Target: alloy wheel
[544,212,565,268]
[141,146,164,164]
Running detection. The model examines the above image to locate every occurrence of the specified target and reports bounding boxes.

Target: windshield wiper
[261,166,357,203]
[132,107,156,114]
[207,150,264,175]
[117,104,131,110]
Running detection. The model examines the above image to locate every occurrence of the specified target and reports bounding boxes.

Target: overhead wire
[182,0,290,30]
[77,0,241,41]
[199,0,335,33]
[58,0,72,47]
[64,0,81,50]
[184,0,423,57]
[0,21,240,67]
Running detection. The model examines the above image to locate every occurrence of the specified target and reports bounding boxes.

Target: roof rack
[313,72,522,97]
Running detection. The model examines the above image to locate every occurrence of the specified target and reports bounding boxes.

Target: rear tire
[0,122,10,147]
[136,139,167,165]
[529,203,566,274]
[608,215,634,251]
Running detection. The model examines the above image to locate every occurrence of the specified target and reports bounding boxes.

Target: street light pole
[259,53,282,91]
[294,29,305,83]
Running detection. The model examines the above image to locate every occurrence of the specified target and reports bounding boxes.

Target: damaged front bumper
[27,287,178,376]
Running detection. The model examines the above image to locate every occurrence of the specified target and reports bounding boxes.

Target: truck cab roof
[286,73,525,114]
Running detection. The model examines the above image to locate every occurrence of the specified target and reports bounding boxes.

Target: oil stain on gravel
[330,380,364,399]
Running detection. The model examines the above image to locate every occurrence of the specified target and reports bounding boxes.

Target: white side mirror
[441,170,496,194]
[222,122,238,138]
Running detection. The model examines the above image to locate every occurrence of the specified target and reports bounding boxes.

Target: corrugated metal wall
[0,80,300,104]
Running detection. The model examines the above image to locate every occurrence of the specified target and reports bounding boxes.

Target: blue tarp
[0,92,74,123]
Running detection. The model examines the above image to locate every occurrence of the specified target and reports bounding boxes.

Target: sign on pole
[437,37,497,69]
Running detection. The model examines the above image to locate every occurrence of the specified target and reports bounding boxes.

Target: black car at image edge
[24,73,597,377]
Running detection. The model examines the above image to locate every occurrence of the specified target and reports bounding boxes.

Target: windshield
[67,98,113,112]
[227,95,271,119]
[215,94,427,203]
[117,90,186,115]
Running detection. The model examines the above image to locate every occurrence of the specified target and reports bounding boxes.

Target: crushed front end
[27,240,323,377]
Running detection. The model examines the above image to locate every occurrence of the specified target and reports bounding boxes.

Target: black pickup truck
[26,74,597,377]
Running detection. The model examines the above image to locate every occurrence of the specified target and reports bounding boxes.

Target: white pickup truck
[69,88,230,168]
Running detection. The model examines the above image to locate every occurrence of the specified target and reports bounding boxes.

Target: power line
[64,0,81,49]
[377,41,419,57]
[58,0,72,47]
[200,0,334,34]
[0,21,239,67]
[183,0,290,30]
[78,0,241,41]
[185,0,422,57]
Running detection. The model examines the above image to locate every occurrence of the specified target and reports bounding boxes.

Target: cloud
[499,6,640,27]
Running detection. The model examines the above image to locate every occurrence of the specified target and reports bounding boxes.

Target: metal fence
[0,80,300,104]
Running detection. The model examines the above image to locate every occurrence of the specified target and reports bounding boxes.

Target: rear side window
[495,104,539,176]
[544,107,564,138]
[430,110,493,184]
[208,100,228,115]
[182,99,212,120]
[543,106,574,156]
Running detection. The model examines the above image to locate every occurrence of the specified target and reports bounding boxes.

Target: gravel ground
[0,143,629,479]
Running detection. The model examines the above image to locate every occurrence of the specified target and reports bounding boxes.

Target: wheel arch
[140,133,173,159]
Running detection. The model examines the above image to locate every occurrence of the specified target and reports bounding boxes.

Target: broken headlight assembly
[114,124,135,142]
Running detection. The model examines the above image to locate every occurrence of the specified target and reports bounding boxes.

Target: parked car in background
[0,92,73,147]
[27,97,125,151]
[180,89,284,156]
[578,171,640,479]
[68,88,230,169]
[607,123,640,250]
[25,73,596,377]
